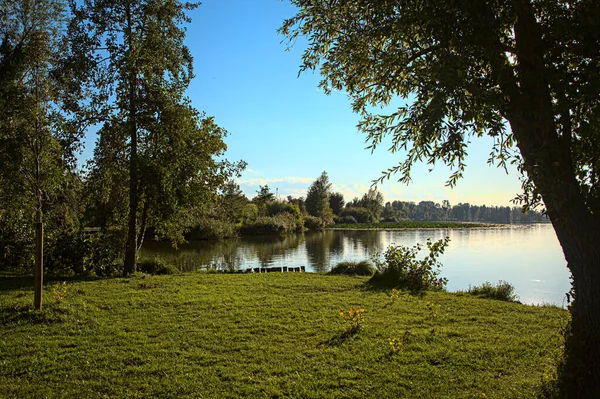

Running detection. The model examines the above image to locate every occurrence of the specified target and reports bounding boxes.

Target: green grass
[0,273,567,398]
[331,221,494,229]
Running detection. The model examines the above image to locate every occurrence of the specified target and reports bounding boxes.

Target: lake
[140,223,571,306]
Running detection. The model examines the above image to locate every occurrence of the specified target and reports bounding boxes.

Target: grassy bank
[0,273,566,398]
[330,221,495,230]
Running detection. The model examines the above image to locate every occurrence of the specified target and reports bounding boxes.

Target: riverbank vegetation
[0,272,567,398]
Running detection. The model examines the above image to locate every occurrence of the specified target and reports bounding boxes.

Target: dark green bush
[467,280,519,302]
[45,231,87,276]
[369,237,450,292]
[187,218,239,240]
[340,207,376,223]
[138,257,180,275]
[334,215,357,224]
[303,215,325,231]
[330,260,375,276]
[240,213,301,236]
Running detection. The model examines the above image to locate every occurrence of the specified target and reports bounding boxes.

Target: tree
[254,185,275,204]
[0,0,74,309]
[69,0,239,274]
[305,171,333,224]
[282,1,600,395]
[329,192,345,215]
[359,188,385,221]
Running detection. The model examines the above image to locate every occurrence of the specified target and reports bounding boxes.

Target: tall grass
[467,280,519,302]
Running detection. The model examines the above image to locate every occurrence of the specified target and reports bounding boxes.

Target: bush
[187,218,239,240]
[340,207,376,223]
[138,257,180,275]
[334,215,357,224]
[83,229,125,277]
[467,280,519,302]
[330,260,375,276]
[240,213,301,236]
[369,237,450,292]
[303,215,325,231]
[45,231,87,276]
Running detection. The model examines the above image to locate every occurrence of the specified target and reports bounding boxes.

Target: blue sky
[82,0,524,207]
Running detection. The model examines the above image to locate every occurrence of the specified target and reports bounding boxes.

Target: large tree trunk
[123,2,138,276]
[501,2,600,396]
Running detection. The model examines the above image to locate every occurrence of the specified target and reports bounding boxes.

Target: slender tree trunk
[123,2,138,276]
[136,201,148,254]
[34,210,43,311]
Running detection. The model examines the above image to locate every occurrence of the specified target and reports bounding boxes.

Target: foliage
[187,218,239,240]
[467,281,520,302]
[333,215,357,225]
[82,230,125,277]
[329,192,345,215]
[370,237,450,292]
[253,185,275,205]
[349,188,385,222]
[138,257,179,275]
[339,307,365,334]
[0,273,568,398]
[240,213,302,236]
[340,207,376,223]
[303,215,325,231]
[305,171,333,225]
[330,260,375,276]
[332,221,491,230]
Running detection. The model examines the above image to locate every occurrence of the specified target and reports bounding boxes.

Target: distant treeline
[381,200,547,224]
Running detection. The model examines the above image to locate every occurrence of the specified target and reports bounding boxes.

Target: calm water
[140,224,571,306]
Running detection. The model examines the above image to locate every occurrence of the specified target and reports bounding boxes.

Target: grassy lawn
[330,221,495,230]
[0,273,566,398]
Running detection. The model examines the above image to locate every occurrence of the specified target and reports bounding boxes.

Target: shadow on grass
[0,303,68,326]
[0,273,105,293]
[0,275,34,292]
[318,329,360,347]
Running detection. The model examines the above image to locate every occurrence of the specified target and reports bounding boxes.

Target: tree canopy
[282,0,600,395]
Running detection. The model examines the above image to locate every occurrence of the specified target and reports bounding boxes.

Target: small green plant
[330,260,375,276]
[51,282,68,304]
[426,301,439,319]
[389,288,400,302]
[387,335,404,353]
[339,307,365,333]
[467,280,519,302]
[369,237,450,292]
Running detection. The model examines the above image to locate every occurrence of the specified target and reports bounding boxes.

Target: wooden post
[34,222,43,310]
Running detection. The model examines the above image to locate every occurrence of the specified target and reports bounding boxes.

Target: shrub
[187,218,239,240]
[334,215,357,224]
[240,213,300,236]
[340,207,376,223]
[467,280,519,302]
[339,307,365,334]
[369,237,450,292]
[330,260,375,276]
[83,229,125,277]
[138,257,180,275]
[303,215,325,231]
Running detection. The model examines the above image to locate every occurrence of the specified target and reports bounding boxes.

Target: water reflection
[140,224,570,305]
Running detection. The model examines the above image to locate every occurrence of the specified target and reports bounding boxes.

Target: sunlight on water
[141,224,570,306]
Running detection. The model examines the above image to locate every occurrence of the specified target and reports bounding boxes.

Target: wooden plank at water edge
[243,266,306,273]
